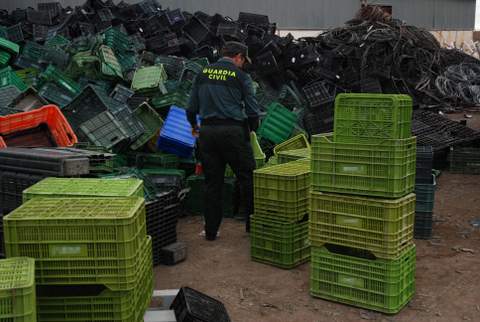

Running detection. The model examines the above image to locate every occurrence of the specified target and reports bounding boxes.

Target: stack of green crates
[251,159,311,269]
[0,257,36,322]
[5,179,152,322]
[309,93,417,314]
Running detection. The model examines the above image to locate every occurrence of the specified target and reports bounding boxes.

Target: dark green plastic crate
[37,236,152,322]
[310,244,416,314]
[251,215,310,269]
[449,147,480,174]
[0,257,36,322]
[311,134,416,198]
[414,175,436,213]
[131,103,163,150]
[185,175,235,217]
[258,102,297,144]
[136,152,179,169]
[4,197,147,291]
[309,191,415,259]
[334,93,413,144]
[0,66,27,92]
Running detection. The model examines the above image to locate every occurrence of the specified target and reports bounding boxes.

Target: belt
[202,118,244,127]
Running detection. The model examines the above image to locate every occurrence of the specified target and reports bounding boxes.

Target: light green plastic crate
[98,45,123,79]
[254,160,310,202]
[4,198,147,291]
[0,257,36,322]
[131,65,167,92]
[309,191,415,259]
[254,196,308,223]
[311,134,416,198]
[334,93,413,144]
[37,236,152,322]
[273,133,310,155]
[310,244,416,314]
[277,148,310,164]
[251,215,310,269]
[23,178,144,202]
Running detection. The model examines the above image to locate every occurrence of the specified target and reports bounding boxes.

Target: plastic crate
[277,148,310,164]
[0,66,27,93]
[38,83,74,109]
[302,80,335,108]
[27,9,53,25]
[303,107,334,136]
[0,105,77,148]
[98,45,123,79]
[311,134,416,198]
[108,103,145,142]
[40,65,81,98]
[0,37,19,55]
[0,51,11,68]
[171,287,231,322]
[309,192,415,259]
[273,134,310,155]
[157,106,197,158]
[251,215,310,269]
[131,65,167,92]
[23,178,144,202]
[310,244,416,314]
[79,111,129,150]
[0,257,36,322]
[258,102,297,144]
[449,147,480,174]
[14,69,39,88]
[416,146,433,183]
[334,94,413,144]
[10,88,48,112]
[37,236,152,322]
[0,85,22,108]
[254,160,310,202]
[110,84,134,104]
[182,16,211,45]
[131,103,163,150]
[415,175,436,213]
[136,152,179,169]
[217,22,247,41]
[6,24,24,44]
[414,211,432,240]
[0,148,89,177]
[4,197,147,291]
[238,12,269,25]
[0,171,45,218]
[254,196,308,223]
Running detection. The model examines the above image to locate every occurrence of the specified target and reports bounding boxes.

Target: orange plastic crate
[0,105,77,148]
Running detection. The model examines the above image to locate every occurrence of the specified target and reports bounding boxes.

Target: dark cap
[222,41,251,63]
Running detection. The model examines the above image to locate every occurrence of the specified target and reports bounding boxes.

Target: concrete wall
[0,0,476,30]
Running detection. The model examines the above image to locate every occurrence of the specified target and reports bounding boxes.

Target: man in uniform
[187,41,261,241]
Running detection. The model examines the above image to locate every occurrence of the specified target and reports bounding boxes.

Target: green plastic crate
[277,148,310,164]
[310,244,416,314]
[37,236,152,322]
[0,66,28,92]
[23,178,144,202]
[40,65,81,97]
[251,215,310,269]
[311,134,416,198]
[44,34,70,48]
[254,197,308,223]
[254,160,310,202]
[334,93,412,144]
[309,191,415,259]
[98,45,123,79]
[4,198,147,291]
[273,133,310,155]
[151,91,190,114]
[131,103,163,150]
[415,175,436,213]
[103,27,132,54]
[131,65,167,92]
[258,102,297,144]
[0,37,20,55]
[15,68,39,87]
[136,152,179,169]
[0,257,36,322]
[0,50,10,67]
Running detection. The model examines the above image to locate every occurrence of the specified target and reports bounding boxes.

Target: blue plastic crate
[157,106,197,158]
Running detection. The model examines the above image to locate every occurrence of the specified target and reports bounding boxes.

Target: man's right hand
[191,126,200,138]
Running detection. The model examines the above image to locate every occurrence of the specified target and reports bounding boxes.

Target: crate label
[337,216,362,228]
[338,274,364,288]
[338,164,367,175]
[49,244,88,257]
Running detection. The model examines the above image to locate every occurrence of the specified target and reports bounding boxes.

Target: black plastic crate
[38,2,62,17]
[164,9,186,27]
[27,9,54,25]
[171,287,231,322]
[79,111,130,150]
[302,108,334,136]
[417,146,434,183]
[238,12,269,26]
[183,16,211,45]
[449,147,480,174]
[0,170,45,214]
[110,84,135,104]
[254,51,279,76]
[146,33,181,55]
[217,22,247,42]
[33,24,49,42]
[360,77,383,93]
[302,80,336,109]
[0,86,22,109]
[0,147,90,177]
[414,211,433,240]
[146,201,180,231]
[155,242,187,266]
[42,47,70,69]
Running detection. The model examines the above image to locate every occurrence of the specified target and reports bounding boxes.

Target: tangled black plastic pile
[1,0,480,115]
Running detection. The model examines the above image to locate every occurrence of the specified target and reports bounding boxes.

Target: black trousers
[199,125,255,238]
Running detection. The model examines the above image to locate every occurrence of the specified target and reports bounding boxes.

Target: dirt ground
[155,112,480,322]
